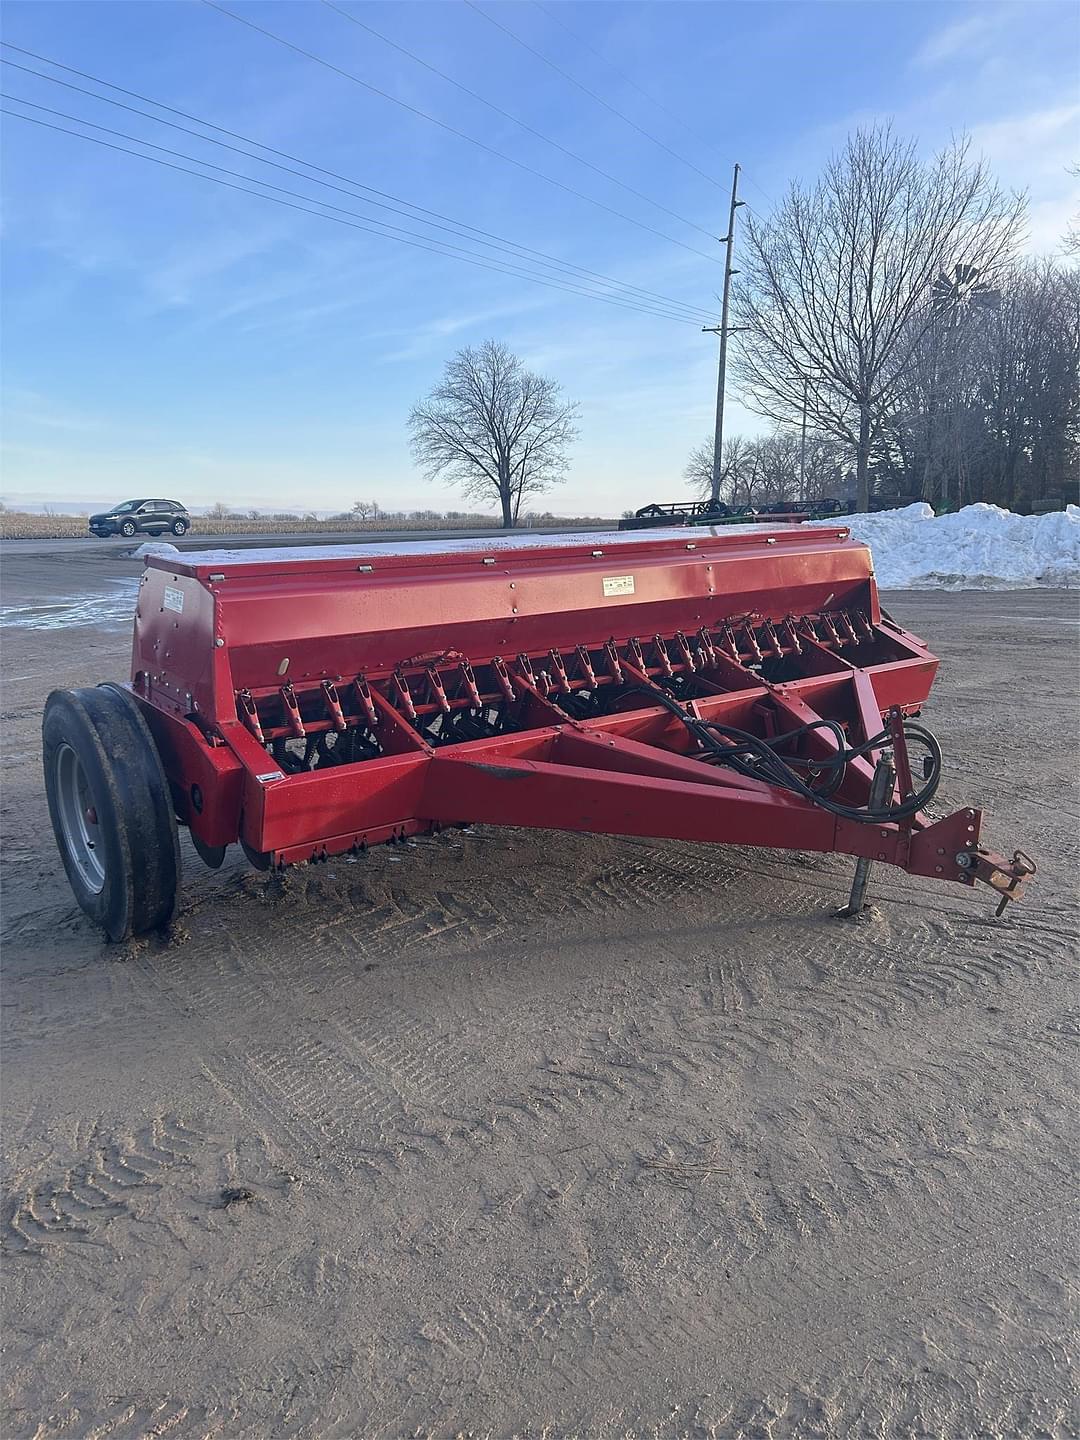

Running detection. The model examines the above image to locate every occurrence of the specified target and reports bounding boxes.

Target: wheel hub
[55,743,106,893]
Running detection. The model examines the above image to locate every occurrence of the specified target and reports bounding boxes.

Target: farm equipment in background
[619,498,844,530]
[619,500,757,529]
[43,526,1034,940]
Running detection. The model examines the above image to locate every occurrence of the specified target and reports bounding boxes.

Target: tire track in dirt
[3,1116,205,1257]
[1,962,157,1054]
[111,840,750,1194]
[130,809,1076,1264]
[6,1396,233,1440]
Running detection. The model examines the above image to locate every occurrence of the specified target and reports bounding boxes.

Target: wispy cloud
[970,102,1080,252]
[969,101,1080,175]
[913,12,1003,69]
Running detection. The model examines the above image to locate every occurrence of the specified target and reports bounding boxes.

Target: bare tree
[1065,165,1080,257]
[409,340,579,527]
[684,435,753,503]
[881,257,1080,509]
[684,430,848,508]
[734,127,1025,510]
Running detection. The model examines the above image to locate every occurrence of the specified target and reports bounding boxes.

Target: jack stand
[838,753,895,918]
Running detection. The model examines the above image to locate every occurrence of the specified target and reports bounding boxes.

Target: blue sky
[2,0,1078,515]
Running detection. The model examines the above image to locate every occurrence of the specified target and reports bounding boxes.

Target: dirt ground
[2,542,1077,1439]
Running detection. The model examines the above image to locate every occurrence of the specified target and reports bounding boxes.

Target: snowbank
[133,540,181,559]
[809,502,1080,589]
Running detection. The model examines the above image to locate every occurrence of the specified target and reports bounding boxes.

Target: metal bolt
[215,638,224,648]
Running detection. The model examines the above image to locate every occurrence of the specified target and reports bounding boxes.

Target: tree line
[407,127,1078,523]
[729,127,1077,513]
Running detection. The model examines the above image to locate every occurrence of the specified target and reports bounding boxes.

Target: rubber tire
[120,520,137,537]
[171,519,188,536]
[43,684,181,941]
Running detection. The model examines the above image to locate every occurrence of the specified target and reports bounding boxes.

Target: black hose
[629,686,941,825]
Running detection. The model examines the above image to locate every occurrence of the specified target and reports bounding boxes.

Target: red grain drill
[43,527,1035,940]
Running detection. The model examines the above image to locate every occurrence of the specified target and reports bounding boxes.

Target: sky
[1,0,1078,517]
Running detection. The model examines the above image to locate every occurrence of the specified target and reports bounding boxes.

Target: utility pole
[799,374,809,489]
[703,162,745,506]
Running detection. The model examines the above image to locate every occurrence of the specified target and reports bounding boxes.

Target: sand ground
[1,542,1077,1439]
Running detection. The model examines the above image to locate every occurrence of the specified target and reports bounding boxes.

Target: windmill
[931,263,1001,324]
[926,264,1002,510]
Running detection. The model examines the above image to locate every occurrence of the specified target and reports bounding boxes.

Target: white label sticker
[602,574,635,597]
[163,585,185,614]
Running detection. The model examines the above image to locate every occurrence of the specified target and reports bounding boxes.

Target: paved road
[0,523,607,559]
[0,521,617,636]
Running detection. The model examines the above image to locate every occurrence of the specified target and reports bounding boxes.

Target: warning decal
[602,574,635,597]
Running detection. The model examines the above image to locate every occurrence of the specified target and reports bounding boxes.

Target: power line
[2,103,709,325]
[529,1,780,214]
[200,0,722,265]
[532,1,712,149]
[321,0,717,242]
[4,96,704,324]
[740,175,778,212]
[1,50,711,321]
[463,0,723,192]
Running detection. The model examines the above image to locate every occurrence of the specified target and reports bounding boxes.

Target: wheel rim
[55,743,106,893]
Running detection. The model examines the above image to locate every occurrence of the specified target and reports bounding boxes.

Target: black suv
[88,499,190,538]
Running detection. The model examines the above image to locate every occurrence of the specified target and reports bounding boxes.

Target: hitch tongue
[957,847,1037,917]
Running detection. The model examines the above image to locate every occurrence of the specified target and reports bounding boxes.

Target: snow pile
[810,502,1080,589]
[133,540,181,559]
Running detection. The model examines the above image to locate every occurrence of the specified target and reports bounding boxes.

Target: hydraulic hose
[629,685,942,825]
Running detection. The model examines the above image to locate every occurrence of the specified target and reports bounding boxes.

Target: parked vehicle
[88,499,190,538]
